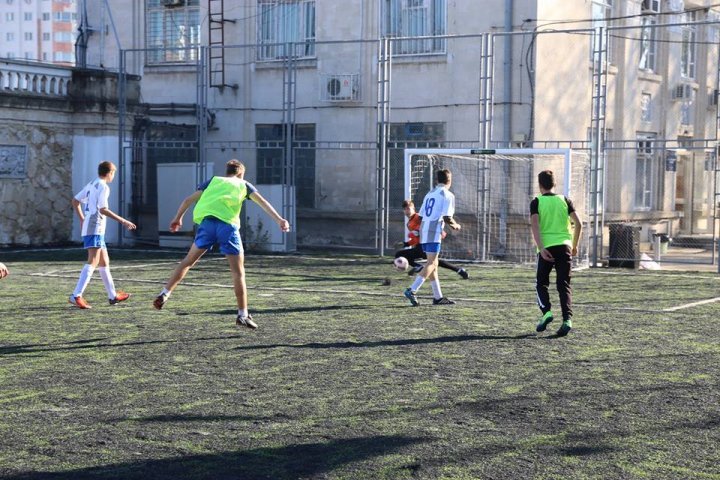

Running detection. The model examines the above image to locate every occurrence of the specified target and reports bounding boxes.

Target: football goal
[404,148,590,265]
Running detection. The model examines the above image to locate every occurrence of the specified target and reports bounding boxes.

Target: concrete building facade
[0,0,77,64]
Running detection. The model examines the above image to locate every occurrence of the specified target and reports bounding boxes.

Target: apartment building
[81,0,720,251]
[0,0,76,63]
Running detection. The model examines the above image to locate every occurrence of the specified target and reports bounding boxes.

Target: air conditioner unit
[672,84,693,101]
[641,0,660,12]
[162,0,185,7]
[321,74,360,102]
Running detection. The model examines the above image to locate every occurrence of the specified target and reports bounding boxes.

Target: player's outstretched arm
[443,215,461,231]
[99,207,137,231]
[570,211,582,257]
[169,190,203,232]
[249,192,290,232]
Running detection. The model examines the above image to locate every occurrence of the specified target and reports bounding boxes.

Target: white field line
[24,272,668,313]
[594,270,720,281]
[663,296,720,312]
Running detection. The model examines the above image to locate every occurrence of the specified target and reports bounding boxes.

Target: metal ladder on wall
[376,37,392,256]
[589,27,609,266]
[477,33,494,261]
[208,0,235,89]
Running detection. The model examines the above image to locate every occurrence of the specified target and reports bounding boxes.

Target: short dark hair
[437,169,451,185]
[226,159,245,176]
[98,161,115,177]
[538,170,555,190]
[402,199,414,209]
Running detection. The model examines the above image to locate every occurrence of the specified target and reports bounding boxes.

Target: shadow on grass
[0,336,241,356]
[6,435,427,480]
[234,333,536,351]
[209,304,374,315]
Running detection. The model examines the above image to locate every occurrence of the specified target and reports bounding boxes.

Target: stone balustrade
[0,59,72,96]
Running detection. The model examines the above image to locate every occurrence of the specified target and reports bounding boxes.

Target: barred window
[590,0,613,63]
[639,1,659,72]
[680,11,697,79]
[635,133,660,211]
[257,0,316,61]
[382,0,447,55]
[146,0,201,64]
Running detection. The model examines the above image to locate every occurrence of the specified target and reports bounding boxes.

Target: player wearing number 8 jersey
[403,169,461,306]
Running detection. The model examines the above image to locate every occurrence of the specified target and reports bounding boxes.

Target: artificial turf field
[0,249,719,480]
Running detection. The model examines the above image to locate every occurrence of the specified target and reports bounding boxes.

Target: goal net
[404,148,590,265]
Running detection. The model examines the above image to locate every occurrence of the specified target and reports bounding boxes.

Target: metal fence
[115,23,720,267]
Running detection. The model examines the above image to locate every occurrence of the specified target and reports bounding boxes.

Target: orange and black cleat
[109,291,131,305]
[69,295,92,309]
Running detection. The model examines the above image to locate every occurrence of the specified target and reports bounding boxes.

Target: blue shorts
[421,242,441,254]
[83,235,107,250]
[194,217,243,256]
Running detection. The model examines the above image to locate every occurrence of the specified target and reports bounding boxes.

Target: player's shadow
[234,333,535,351]
[209,304,373,315]
[4,435,428,480]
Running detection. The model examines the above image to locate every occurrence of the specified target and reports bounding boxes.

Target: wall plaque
[0,145,27,179]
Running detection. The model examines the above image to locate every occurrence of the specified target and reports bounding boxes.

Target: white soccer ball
[393,256,409,272]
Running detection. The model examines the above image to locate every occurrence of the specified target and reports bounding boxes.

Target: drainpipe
[503,0,513,145]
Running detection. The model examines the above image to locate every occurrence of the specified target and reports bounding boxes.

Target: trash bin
[653,233,670,255]
[608,224,641,268]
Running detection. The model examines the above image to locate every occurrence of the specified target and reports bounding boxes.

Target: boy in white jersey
[404,168,461,306]
[69,161,137,309]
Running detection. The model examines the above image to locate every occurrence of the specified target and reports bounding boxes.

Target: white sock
[98,267,117,300]
[73,264,95,297]
[238,308,248,318]
[411,276,425,292]
[431,280,443,300]
[160,288,171,297]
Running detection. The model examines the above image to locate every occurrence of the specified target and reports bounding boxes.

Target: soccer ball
[393,256,409,272]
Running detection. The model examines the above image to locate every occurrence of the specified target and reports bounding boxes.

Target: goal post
[403,148,590,265]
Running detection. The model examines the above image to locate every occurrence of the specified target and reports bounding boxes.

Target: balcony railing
[0,59,72,96]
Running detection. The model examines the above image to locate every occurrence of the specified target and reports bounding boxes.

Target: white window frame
[590,0,613,63]
[635,133,660,211]
[257,0,316,61]
[382,0,447,56]
[640,92,652,122]
[680,11,697,79]
[639,2,659,72]
[145,0,201,65]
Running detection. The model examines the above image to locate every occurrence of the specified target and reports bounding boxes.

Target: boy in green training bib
[530,170,582,337]
[153,159,290,329]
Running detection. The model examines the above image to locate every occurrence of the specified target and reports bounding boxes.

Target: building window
[24,52,31,59]
[590,0,613,63]
[255,124,316,208]
[640,93,652,122]
[6,0,13,4]
[639,2,659,72]
[382,0,447,55]
[42,33,50,41]
[54,31,73,42]
[6,12,14,21]
[24,32,32,41]
[24,12,32,21]
[146,0,201,64]
[680,91,695,126]
[7,52,15,59]
[635,133,660,211]
[257,0,315,61]
[6,32,14,41]
[42,52,47,60]
[53,51,74,62]
[53,11,73,22]
[42,12,49,21]
[681,11,697,79]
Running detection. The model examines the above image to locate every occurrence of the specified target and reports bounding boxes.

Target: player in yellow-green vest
[530,170,582,337]
[153,159,290,329]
